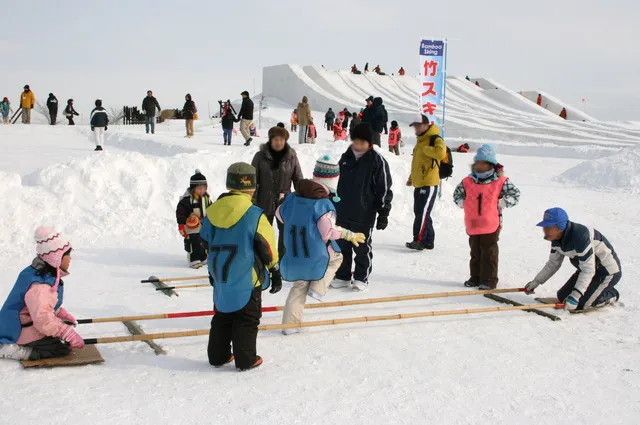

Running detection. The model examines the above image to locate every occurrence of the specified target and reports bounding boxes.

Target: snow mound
[558,148,640,190]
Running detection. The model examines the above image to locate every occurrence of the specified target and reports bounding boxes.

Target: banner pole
[441,38,449,135]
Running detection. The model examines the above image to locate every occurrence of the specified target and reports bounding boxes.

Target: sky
[1,0,638,121]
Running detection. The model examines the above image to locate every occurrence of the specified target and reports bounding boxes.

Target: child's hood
[296,179,329,200]
[205,192,253,229]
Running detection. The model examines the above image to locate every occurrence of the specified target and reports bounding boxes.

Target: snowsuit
[333,122,346,140]
[200,192,278,370]
[183,96,197,137]
[290,112,298,132]
[277,180,344,325]
[46,94,58,125]
[0,258,75,360]
[532,222,621,310]
[176,189,212,265]
[334,147,393,285]
[20,89,35,124]
[409,125,446,248]
[64,102,79,125]
[453,170,521,288]
[237,97,254,142]
[90,106,109,148]
[325,109,335,131]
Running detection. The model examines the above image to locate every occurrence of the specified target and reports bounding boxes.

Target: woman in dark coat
[251,126,303,257]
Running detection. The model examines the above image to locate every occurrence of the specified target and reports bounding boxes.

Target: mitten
[56,307,78,326]
[376,216,388,230]
[57,324,85,349]
[524,280,540,295]
[178,224,187,238]
[564,290,581,311]
[341,229,366,247]
[269,267,283,294]
[105,126,108,131]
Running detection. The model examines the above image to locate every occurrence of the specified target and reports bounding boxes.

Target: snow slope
[0,116,639,425]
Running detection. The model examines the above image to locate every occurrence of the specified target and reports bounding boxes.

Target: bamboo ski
[79,288,526,324]
[84,302,564,345]
[141,275,208,284]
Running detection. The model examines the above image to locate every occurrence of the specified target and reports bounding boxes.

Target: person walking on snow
[182,94,197,138]
[361,96,385,147]
[46,93,58,125]
[349,110,361,133]
[453,144,520,290]
[325,107,335,131]
[238,91,254,146]
[142,90,161,134]
[290,110,298,132]
[278,156,365,334]
[176,170,212,268]
[1,97,12,124]
[296,96,312,144]
[524,208,621,311]
[406,114,446,251]
[307,120,317,144]
[199,162,283,371]
[332,123,393,291]
[0,227,83,361]
[221,102,236,145]
[90,99,109,151]
[64,99,79,125]
[388,120,401,156]
[19,85,35,124]
[381,103,389,134]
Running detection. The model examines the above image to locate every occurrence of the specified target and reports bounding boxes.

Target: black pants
[266,214,285,259]
[372,132,381,147]
[335,227,372,284]
[49,111,57,125]
[468,229,500,288]
[184,233,208,263]
[413,186,438,247]
[67,116,75,125]
[208,287,262,369]
[26,336,71,360]
[326,121,333,131]
[383,123,388,134]
[557,271,621,310]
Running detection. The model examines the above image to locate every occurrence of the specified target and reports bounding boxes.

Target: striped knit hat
[35,226,71,269]
[190,169,207,188]
[313,155,340,197]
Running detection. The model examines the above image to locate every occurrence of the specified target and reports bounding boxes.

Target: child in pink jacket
[0,227,84,360]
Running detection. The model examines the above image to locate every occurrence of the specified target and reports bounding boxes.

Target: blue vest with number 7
[206,205,269,313]
[279,195,341,281]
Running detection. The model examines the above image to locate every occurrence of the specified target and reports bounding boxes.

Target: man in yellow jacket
[19,85,35,124]
[406,114,446,251]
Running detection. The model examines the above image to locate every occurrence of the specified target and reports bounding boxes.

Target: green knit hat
[226,162,256,191]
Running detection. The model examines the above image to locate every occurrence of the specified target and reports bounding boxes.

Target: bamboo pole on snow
[80,288,526,324]
[141,275,208,284]
[84,302,564,345]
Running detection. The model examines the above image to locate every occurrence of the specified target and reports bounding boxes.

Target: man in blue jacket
[525,208,621,311]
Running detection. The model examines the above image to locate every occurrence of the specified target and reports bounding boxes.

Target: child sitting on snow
[333,119,346,141]
[0,227,83,360]
[176,169,212,268]
[249,123,259,137]
[307,120,317,144]
[277,155,365,334]
[388,120,401,155]
[453,144,520,290]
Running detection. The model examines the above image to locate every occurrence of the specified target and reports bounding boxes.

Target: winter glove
[524,280,541,294]
[178,224,188,238]
[406,177,412,187]
[341,229,366,247]
[56,307,78,326]
[57,324,85,349]
[564,290,582,311]
[91,126,95,131]
[376,216,388,231]
[269,267,282,294]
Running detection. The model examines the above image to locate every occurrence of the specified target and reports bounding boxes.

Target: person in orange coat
[559,108,567,119]
[457,143,470,153]
[536,94,543,106]
[291,110,298,132]
[398,67,405,76]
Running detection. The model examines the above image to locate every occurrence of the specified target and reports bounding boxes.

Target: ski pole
[84,302,564,344]
[141,275,208,284]
[79,288,525,324]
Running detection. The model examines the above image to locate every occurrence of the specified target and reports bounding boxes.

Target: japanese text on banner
[419,40,445,121]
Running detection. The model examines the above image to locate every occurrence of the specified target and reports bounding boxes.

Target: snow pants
[282,252,343,325]
[468,229,500,288]
[557,270,622,310]
[208,287,262,369]
[94,127,105,147]
[21,108,31,124]
[413,186,438,247]
[184,233,207,263]
[240,119,253,141]
[325,120,333,131]
[335,228,373,284]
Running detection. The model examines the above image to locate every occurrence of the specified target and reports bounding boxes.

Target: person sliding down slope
[277,156,365,334]
[176,170,212,268]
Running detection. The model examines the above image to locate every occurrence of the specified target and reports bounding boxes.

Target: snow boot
[406,241,424,251]
[239,356,263,371]
[330,279,351,289]
[352,280,368,291]
[478,283,492,290]
[214,354,234,368]
[282,327,300,336]
[592,288,620,308]
[244,137,253,146]
[189,260,203,269]
[94,146,103,151]
[464,280,480,288]
[424,243,434,250]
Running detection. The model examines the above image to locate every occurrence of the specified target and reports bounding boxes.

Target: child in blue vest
[1,97,12,124]
[0,227,84,360]
[277,155,365,334]
[176,169,212,268]
[200,162,283,371]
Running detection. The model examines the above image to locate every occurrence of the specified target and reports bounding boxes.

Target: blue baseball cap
[537,208,569,230]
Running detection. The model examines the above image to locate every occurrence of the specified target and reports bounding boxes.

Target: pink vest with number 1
[462,175,507,235]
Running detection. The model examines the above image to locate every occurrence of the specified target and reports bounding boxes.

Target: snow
[1,71,640,425]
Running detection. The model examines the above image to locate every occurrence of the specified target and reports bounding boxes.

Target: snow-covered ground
[0,111,639,425]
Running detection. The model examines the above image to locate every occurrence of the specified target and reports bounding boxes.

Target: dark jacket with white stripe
[534,221,621,294]
[334,147,393,232]
[90,107,109,127]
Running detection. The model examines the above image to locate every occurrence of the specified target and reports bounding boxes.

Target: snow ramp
[521,90,594,121]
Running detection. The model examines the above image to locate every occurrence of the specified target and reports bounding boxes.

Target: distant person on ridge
[398,67,405,76]
[63,99,79,125]
[19,85,35,124]
[364,63,369,73]
[351,64,361,75]
[142,90,161,134]
[46,93,58,125]
[238,91,254,146]
[524,208,621,312]
[465,76,471,81]
[559,108,567,119]
[90,99,109,151]
[296,96,312,145]
[1,97,12,124]
[324,107,335,131]
[536,94,543,106]
[475,81,480,87]
[182,94,197,138]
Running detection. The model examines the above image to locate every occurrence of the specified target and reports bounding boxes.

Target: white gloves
[564,290,581,311]
[524,280,540,294]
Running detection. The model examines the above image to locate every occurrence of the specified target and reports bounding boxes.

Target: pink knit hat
[34,227,72,293]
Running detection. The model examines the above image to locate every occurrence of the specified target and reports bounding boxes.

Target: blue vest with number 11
[280,194,341,281]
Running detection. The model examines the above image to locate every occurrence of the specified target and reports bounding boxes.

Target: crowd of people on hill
[350,63,406,76]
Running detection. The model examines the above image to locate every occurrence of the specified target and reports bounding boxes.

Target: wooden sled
[21,345,104,369]
[485,294,561,321]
